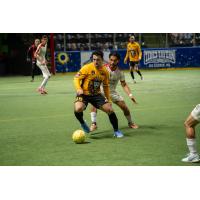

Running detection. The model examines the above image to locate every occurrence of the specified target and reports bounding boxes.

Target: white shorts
[111,92,124,103]
[191,104,200,122]
[37,62,51,78]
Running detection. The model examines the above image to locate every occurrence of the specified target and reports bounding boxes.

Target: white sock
[186,138,197,154]
[125,115,132,124]
[91,112,97,124]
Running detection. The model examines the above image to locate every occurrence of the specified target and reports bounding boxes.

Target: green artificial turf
[0,69,200,166]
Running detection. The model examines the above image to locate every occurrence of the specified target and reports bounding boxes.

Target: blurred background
[0,33,200,76]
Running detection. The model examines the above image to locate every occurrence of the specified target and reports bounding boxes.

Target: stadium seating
[54,33,146,51]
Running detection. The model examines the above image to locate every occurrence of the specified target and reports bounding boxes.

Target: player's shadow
[89,131,115,140]
[139,124,172,129]
[75,141,91,144]
[82,141,91,144]
[89,124,171,139]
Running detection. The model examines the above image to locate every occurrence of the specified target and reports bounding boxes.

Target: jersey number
[130,50,135,57]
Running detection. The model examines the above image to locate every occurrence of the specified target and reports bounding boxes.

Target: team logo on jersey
[91,70,95,75]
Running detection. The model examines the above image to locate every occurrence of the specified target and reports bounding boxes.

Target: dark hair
[109,52,121,60]
[92,50,104,59]
[42,35,48,39]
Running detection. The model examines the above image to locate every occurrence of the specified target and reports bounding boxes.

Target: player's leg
[41,65,51,92]
[135,64,143,80]
[74,95,90,133]
[129,62,136,83]
[100,103,123,137]
[38,64,51,94]
[90,105,98,132]
[90,94,123,138]
[114,100,138,129]
[30,61,35,82]
[182,105,200,162]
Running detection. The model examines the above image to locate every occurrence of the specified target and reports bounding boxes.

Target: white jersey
[36,43,47,65]
[35,43,51,79]
[105,65,125,93]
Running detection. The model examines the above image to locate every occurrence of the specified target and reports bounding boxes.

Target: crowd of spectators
[169,33,195,47]
[54,33,146,51]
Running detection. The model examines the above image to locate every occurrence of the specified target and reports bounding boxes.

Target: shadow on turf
[89,131,115,140]
[138,124,171,130]
[74,141,91,144]
[89,124,170,139]
[89,127,139,139]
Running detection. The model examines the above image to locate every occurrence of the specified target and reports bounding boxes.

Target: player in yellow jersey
[124,35,143,83]
[74,51,124,138]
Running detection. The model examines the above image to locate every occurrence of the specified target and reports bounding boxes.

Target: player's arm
[124,44,129,64]
[103,71,111,102]
[120,73,137,104]
[34,44,44,64]
[45,45,49,64]
[26,46,32,62]
[138,43,142,61]
[73,66,87,95]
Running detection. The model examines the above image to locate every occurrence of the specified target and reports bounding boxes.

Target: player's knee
[184,120,188,128]
[102,104,113,114]
[74,104,84,113]
[74,107,83,113]
[184,120,193,128]
[106,107,114,114]
[43,75,48,79]
[44,73,51,79]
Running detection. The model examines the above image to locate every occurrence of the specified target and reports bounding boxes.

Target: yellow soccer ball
[72,130,86,144]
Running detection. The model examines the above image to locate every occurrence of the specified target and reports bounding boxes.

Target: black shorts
[129,61,139,67]
[75,94,107,109]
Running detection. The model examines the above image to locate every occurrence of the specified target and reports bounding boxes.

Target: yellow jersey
[124,42,142,62]
[74,62,110,101]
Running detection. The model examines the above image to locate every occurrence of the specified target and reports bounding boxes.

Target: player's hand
[77,89,83,96]
[129,94,137,104]
[124,59,127,64]
[104,97,112,104]
[131,97,137,104]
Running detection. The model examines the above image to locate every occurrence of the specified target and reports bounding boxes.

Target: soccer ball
[72,130,86,144]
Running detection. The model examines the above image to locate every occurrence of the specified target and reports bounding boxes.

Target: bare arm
[103,71,111,102]
[121,80,137,104]
[124,44,129,64]
[138,43,142,61]
[73,66,88,95]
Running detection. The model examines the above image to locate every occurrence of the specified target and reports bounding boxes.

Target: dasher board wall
[55,47,200,72]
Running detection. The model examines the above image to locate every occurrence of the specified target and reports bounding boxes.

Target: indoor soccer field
[0,69,199,166]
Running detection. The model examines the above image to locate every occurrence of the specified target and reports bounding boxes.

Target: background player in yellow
[124,35,143,83]
[74,50,124,138]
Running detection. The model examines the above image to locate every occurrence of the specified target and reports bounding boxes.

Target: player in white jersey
[182,104,200,163]
[35,35,51,95]
[90,52,139,132]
